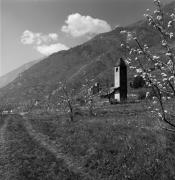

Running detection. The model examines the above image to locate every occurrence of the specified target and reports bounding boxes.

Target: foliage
[121,0,175,130]
[76,96,86,106]
[131,75,145,89]
[137,88,147,100]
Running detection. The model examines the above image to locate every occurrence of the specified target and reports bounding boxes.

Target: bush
[76,97,86,106]
[137,88,147,100]
[131,76,145,89]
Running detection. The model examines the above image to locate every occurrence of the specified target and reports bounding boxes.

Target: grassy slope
[0,59,40,89]
[0,115,6,128]
[28,102,175,180]
[0,115,82,180]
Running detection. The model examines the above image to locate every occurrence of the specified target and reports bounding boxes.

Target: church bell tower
[114,58,127,102]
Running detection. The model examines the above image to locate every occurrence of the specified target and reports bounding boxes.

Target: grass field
[0,115,6,128]
[27,101,175,180]
[0,101,175,179]
[0,115,82,180]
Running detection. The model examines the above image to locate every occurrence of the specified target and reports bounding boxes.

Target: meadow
[0,99,175,180]
[26,101,175,180]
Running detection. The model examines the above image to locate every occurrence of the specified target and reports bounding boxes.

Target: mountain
[0,1,175,105]
[0,60,40,89]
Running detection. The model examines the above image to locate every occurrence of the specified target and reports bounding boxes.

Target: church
[100,57,127,104]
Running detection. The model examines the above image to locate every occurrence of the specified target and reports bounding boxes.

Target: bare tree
[83,79,98,116]
[58,81,76,121]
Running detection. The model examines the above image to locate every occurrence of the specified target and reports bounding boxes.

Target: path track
[0,117,12,180]
[20,114,91,179]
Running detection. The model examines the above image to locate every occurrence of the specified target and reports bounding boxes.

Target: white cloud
[21,30,68,56]
[48,33,58,40]
[35,43,69,56]
[61,13,112,38]
[21,30,35,44]
[21,30,58,45]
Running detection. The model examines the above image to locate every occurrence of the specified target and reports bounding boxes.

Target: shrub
[131,76,145,89]
[137,88,147,100]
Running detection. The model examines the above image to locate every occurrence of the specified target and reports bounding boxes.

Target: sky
[0,0,174,76]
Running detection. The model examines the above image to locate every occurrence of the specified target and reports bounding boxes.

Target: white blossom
[166,52,172,57]
[154,9,160,14]
[127,32,133,42]
[162,40,167,46]
[169,32,174,39]
[169,76,174,80]
[121,43,125,47]
[156,15,162,21]
[161,73,167,77]
[154,0,160,3]
[158,113,162,117]
[136,68,142,73]
[153,101,157,104]
[162,96,166,101]
[120,30,127,34]
[146,92,150,98]
[168,21,173,28]
[163,78,167,82]
[164,110,168,113]
[152,96,157,100]
[153,55,160,60]
[170,13,175,19]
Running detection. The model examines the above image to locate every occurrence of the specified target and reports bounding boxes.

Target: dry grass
[2,115,82,180]
[28,101,175,179]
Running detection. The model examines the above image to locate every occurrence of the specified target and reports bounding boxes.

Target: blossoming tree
[120,0,175,130]
[57,81,76,121]
[81,78,97,116]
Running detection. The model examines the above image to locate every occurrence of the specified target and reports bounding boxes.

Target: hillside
[0,1,175,104]
[0,59,40,89]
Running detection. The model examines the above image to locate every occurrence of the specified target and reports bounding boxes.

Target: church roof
[115,58,126,67]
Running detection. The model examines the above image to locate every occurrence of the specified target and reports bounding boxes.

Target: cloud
[48,33,58,40]
[61,13,112,38]
[35,43,69,56]
[21,30,35,44]
[21,30,58,45]
[21,30,69,56]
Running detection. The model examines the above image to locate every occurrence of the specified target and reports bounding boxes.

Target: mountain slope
[0,1,174,104]
[0,59,40,89]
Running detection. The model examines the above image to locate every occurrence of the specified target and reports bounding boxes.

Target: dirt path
[0,117,12,180]
[20,114,91,179]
